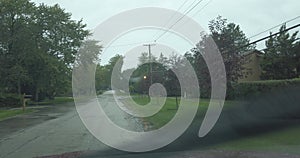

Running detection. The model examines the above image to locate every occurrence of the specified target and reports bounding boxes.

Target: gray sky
[31,0,300,66]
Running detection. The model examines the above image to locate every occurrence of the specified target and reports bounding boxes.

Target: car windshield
[0,0,300,158]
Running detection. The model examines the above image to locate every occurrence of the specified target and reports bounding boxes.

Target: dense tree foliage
[94,16,299,101]
[96,16,255,100]
[208,16,255,82]
[190,16,255,98]
[261,25,300,80]
[95,54,124,94]
[0,0,90,101]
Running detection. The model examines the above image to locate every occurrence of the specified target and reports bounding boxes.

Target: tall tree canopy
[191,16,255,98]
[261,25,300,80]
[0,0,90,101]
[207,16,254,82]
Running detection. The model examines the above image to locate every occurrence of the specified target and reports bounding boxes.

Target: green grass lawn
[130,96,210,129]
[131,95,151,105]
[130,96,233,129]
[149,98,177,127]
[29,97,74,105]
[129,96,300,154]
[211,126,300,154]
[0,109,34,121]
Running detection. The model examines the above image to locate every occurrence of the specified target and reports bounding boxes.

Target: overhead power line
[154,0,205,42]
[162,0,213,40]
[249,15,300,39]
[242,23,300,49]
[164,0,190,25]
[152,0,190,40]
[181,0,199,15]
[258,38,300,52]
[191,0,213,18]
[104,0,200,49]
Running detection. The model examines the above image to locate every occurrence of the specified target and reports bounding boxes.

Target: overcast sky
[31,0,300,66]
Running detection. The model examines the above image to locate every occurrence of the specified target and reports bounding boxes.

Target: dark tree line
[96,16,255,99]
[261,24,300,80]
[0,0,92,101]
[188,16,255,98]
[95,16,299,100]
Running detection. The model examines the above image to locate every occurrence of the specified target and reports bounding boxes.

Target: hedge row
[0,93,22,107]
[232,78,300,99]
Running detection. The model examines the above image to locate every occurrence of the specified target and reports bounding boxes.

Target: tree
[138,52,149,65]
[208,16,254,82]
[296,41,300,77]
[95,54,127,94]
[95,65,110,93]
[0,0,90,101]
[74,40,102,95]
[158,53,168,64]
[131,64,150,94]
[188,49,211,98]
[103,55,124,91]
[0,0,35,98]
[30,3,89,100]
[164,54,182,109]
[76,40,102,67]
[261,24,299,80]
[192,16,255,98]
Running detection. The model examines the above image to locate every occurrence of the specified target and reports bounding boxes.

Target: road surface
[0,94,142,158]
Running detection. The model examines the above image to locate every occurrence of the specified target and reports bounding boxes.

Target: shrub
[232,78,300,99]
[0,93,22,107]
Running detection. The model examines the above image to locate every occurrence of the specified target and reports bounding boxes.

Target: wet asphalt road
[0,104,73,140]
[0,95,142,158]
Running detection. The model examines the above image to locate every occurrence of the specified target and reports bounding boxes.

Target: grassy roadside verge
[127,96,300,154]
[0,97,72,121]
[211,125,300,154]
[0,109,34,121]
[129,96,211,129]
[29,97,74,105]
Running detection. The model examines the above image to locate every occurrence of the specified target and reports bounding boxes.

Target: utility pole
[143,44,156,85]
